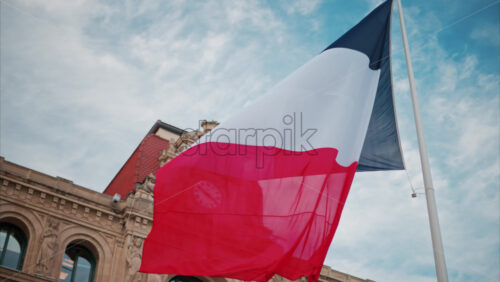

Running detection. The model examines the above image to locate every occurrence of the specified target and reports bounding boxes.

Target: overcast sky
[1,0,499,281]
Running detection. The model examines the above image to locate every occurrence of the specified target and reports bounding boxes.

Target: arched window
[169,276,203,282]
[0,222,27,270]
[59,244,96,282]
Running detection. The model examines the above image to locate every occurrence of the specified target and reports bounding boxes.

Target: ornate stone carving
[147,274,164,282]
[134,174,156,203]
[158,148,176,167]
[175,130,203,153]
[126,236,144,282]
[158,122,218,167]
[36,217,60,276]
[200,120,219,133]
[139,173,156,194]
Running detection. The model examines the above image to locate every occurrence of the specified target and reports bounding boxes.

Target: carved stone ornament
[138,173,156,194]
[158,124,220,167]
[36,217,60,276]
[126,236,144,282]
[147,274,164,282]
[158,147,178,167]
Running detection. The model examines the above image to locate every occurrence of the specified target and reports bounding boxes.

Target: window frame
[169,276,204,282]
[60,244,96,282]
[0,223,27,271]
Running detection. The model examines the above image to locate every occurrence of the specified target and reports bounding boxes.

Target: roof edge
[147,120,186,137]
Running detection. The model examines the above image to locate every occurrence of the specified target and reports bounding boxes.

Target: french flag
[141,1,404,281]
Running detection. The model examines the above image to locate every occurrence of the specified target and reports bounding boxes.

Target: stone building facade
[0,121,373,282]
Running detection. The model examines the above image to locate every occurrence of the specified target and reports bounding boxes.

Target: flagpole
[396,0,449,281]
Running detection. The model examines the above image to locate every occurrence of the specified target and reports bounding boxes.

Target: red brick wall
[104,134,169,197]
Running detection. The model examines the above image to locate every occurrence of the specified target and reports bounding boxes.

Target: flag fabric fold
[141,1,402,281]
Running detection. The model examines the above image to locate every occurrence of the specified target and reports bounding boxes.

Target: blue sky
[1,0,498,281]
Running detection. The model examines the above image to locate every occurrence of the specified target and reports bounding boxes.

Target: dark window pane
[0,224,26,270]
[74,257,91,282]
[0,231,6,254]
[170,276,203,282]
[2,235,21,269]
[59,245,95,282]
[59,253,74,281]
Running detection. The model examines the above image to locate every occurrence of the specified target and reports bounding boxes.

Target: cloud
[0,1,498,281]
[325,3,500,282]
[365,0,385,10]
[470,23,500,46]
[0,0,301,190]
[281,0,322,15]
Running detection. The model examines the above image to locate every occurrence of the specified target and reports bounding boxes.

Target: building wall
[0,157,372,282]
[0,157,127,281]
[104,134,170,197]
[155,128,181,145]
